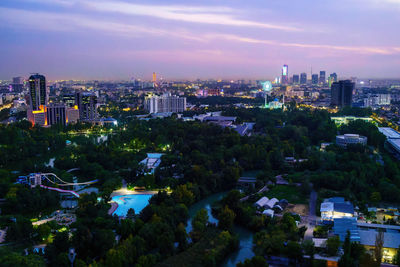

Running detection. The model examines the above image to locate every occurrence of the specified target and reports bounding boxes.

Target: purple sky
[0,0,399,80]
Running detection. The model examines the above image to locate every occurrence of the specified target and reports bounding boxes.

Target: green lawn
[264,185,308,204]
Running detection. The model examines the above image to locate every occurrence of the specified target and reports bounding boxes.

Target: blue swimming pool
[111,194,153,216]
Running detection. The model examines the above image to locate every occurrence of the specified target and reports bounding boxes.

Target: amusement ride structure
[16,173,98,198]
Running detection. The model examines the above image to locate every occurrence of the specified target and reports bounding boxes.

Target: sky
[0,0,400,80]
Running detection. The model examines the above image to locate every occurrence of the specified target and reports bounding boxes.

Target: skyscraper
[144,93,186,114]
[11,76,24,93]
[152,72,157,83]
[319,71,326,85]
[292,74,299,84]
[312,74,319,85]
[300,73,307,84]
[28,74,47,110]
[76,92,98,121]
[330,73,338,83]
[281,65,289,84]
[331,80,354,107]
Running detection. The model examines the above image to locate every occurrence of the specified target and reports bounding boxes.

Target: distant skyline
[0,0,400,80]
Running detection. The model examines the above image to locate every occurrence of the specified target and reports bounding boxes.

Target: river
[186,192,255,267]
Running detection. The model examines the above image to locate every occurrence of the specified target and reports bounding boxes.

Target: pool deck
[110,188,158,198]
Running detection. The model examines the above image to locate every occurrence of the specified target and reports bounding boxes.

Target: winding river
[186,192,255,267]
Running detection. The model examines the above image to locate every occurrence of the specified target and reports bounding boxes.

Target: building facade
[331,80,354,107]
[144,93,186,114]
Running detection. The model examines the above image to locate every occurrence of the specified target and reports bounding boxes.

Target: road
[304,190,317,240]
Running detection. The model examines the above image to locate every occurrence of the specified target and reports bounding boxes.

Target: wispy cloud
[29,0,302,32]
[1,6,398,57]
[206,33,399,55]
[0,7,204,41]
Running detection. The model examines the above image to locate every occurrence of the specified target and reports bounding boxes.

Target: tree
[191,208,209,242]
[286,241,303,265]
[237,256,268,267]
[393,246,400,267]
[172,184,195,206]
[326,236,341,256]
[126,208,135,219]
[218,205,236,230]
[370,192,381,203]
[374,231,384,266]
[36,224,51,241]
[302,239,315,260]
[175,222,188,250]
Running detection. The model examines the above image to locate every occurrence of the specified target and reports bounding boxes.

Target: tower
[319,71,326,85]
[152,72,157,83]
[281,65,289,84]
[28,74,47,110]
[331,80,354,107]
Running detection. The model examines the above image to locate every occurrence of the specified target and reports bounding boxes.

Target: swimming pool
[111,194,153,217]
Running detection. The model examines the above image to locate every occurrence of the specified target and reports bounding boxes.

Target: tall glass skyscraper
[281,65,289,84]
[331,80,354,107]
[28,74,47,110]
[319,71,326,84]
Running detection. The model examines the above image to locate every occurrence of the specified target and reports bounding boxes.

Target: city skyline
[0,0,400,80]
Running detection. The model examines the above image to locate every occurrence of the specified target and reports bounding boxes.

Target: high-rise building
[319,71,326,85]
[11,77,24,93]
[28,74,47,110]
[312,74,319,85]
[63,93,77,108]
[46,104,67,126]
[330,73,338,83]
[144,93,186,114]
[331,80,354,107]
[76,92,98,121]
[152,72,157,83]
[292,75,299,84]
[300,73,307,84]
[281,65,289,84]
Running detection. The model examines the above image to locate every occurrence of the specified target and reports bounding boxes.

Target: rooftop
[378,127,400,139]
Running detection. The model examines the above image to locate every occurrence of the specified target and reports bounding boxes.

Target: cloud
[205,33,400,55]
[29,0,302,32]
[0,7,204,41]
[0,6,398,57]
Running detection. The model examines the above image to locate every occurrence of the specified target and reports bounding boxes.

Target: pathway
[304,190,317,240]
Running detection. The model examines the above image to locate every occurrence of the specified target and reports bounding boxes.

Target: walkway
[304,190,317,240]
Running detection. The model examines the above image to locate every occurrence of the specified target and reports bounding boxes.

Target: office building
[312,74,318,85]
[292,74,299,84]
[364,94,391,107]
[331,80,354,107]
[330,73,338,82]
[28,74,47,110]
[144,93,186,114]
[281,65,289,84]
[63,93,77,108]
[11,77,24,93]
[76,92,98,121]
[46,104,67,126]
[319,71,326,84]
[66,106,80,124]
[300,73,307,84]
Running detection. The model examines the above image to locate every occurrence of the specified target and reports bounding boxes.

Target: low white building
[336,134,367,148]
[255,197,269,209]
